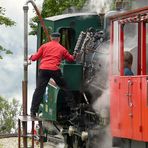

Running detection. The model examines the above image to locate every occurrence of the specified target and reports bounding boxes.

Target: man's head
[51,32,61,42]
[124,51,133,69]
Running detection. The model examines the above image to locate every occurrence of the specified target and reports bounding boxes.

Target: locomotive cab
[36,13,104,147]
[110,6,148,147]
[37,12,102,121]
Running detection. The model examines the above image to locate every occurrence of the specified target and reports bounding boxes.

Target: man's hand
[29,55,32,61]
[27,55,32,65]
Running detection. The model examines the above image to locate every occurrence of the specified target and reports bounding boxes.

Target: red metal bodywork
[141,76,148,141]
[110,6,148,142]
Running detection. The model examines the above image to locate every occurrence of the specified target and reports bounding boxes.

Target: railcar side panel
[131,77,142,140]
[119,77,132,139]
[110,76,120,136]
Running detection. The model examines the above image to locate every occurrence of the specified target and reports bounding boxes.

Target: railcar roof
[109,6,148,21]
[45,12,98,21]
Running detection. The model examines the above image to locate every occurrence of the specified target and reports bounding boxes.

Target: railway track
[0,133,64,148]
[47,135,64,144]
[0,133,18,139]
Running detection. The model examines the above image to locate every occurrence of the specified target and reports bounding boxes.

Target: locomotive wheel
[72,135,89,148]
[63,134,73,148]
[72,135,78,148]
[64,134,89,148]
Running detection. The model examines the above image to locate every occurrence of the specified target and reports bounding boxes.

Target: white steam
[93,89,110,113]
[57,143,64,148]
[83,0,111,13]
[132,0,148,9]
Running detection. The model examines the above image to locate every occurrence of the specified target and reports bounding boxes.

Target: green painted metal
[61,62,83,90]
[40,84,59,121]
[39,63,83,121]
[37,13,102,53]
[37,13,96,121]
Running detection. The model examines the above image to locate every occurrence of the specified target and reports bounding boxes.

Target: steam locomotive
[35,12,111,148]
[33,4,148,148]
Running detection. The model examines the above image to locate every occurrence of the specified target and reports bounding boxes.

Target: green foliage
[29,0,87,35]
[0,45,13,59]
[0,7,15,59]
[110,1,116,10]
[41,0,87,17]
[0,7,15,27]
[0,96,20,134]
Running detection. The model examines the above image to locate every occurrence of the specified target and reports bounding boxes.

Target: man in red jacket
[29,32,75,117]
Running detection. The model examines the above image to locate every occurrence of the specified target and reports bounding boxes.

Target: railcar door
[131,76,142,140]
[119,77,132,139]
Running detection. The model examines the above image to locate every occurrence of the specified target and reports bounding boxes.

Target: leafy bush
[0,96,20,134]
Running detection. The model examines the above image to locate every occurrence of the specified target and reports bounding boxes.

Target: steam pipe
[22,5,29,148]
[22,1,51,146]
[25,0,51,41]
[23,0,51,115]
[22,0,52,115]
[23,5,28,116]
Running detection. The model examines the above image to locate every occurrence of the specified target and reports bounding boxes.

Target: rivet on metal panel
[139,125,142,132]
[128,113,133,117]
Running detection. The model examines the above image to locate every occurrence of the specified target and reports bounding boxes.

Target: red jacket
[30,40,74,70]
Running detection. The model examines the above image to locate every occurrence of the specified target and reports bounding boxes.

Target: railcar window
[124,23,138,75]
[112,21,120,75]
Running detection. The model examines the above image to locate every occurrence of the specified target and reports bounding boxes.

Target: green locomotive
[36,12,107,148]
[22,1,148,147]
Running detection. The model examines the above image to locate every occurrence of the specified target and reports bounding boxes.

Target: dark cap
[51,32,60,37]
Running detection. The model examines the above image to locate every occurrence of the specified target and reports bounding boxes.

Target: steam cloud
[87,1,148,148]
[83,0,111,13]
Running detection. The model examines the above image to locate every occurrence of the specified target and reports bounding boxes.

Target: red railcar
[110,6,148,148]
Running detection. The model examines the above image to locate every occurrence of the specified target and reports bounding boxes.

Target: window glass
[112,21,120,75]
[124,23,138,75]
[59,28,76,54]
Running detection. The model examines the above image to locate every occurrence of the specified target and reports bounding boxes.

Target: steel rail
[0,133,18,139]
